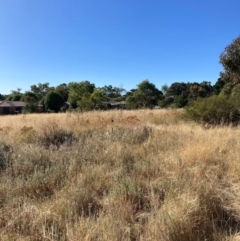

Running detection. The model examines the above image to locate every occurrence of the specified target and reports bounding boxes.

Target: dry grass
[1,109,240,240]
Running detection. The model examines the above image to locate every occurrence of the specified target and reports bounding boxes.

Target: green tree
[160,81,213,108]
[124,89,136,98]
[1,94,7,100]
[220,36,240,84]
[231,83,240,97]
[188,81,213,99]
[219,82,234,96]
[5,94,22,101]
[68,81,95,110]
[160,82,188,108]
[166,82,188,97]
[55,83,69,102]
[171,91,188,108]
[21,92,39,113]
[75,89,106,111]
[158,97,174,108]
[161,84,169,95]
[21,91,38,102]
[44,91,64,112]
[30,83,54,101]
[126,80,163,109]
[5,88,23,101]
[213,77,226,95]
[22,102,38,114]
[100,85,125,99]
[90,89,106,109]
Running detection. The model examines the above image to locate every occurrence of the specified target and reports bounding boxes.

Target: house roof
[0,101,26,107]
[109,101,126,106]
[102,101,126,106]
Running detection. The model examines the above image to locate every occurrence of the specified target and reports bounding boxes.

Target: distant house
[102,101,126,109]
[37,104,44,113]
[0,101,25,114]
[61,102,70,112]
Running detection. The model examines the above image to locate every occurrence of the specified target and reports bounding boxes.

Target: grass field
[1,109,240,240]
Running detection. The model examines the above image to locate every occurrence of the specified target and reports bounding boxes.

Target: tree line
[0,79,218,113]
[1,35,240,117]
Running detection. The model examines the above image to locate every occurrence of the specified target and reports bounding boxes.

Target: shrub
[38,122,74,147]
[69,187,102,218]
[0,141,11,170]
[109,126,152,145]
[22,102,38,114]
[184,95,240,125]
[44,91,64,112]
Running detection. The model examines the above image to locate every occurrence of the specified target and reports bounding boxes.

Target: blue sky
[0,0,239,94]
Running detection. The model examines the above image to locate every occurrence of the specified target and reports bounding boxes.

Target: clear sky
[0,0,239,94]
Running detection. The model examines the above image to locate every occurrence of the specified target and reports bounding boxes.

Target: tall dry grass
[1,109,240,240]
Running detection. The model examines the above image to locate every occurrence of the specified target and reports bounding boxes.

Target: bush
[44,91,64,112]
[184,95,240,125]
[0,141,11,170]
[38,122,75,147]
[22,102,38,114]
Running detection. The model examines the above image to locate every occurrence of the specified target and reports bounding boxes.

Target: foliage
[21,92,39,113]
[160,81,214,108]
[171,91,188,108]
[21,91,38,103]
[22,102,38,114]
[30,82,54,100]
[213,77,226,95]
[5,93,22,101]
[55,83,69,101]
[165,82,188,97]
[220,36,240,84]
[125,89,136,98]
[100,85,125,99]
[12,94,22,101]
[43,91,64,112]
[5,95,12,101]
[0,93,4,100]
[158,96,174,108]
[90,89,107,109]
[231,83,240,97]
[188,81,213,99]
[161,84,169,95]
[184,95,240,125]
[68,81,95,109]
[73,90,106,111]
[126,80,163,109]
[219,82,234,96]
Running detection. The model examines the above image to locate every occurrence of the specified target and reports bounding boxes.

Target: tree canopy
[0,94,5,101]
[67,81,96,110]
[220,36,240,84]
[30,83,54,101]
[126,80,163,109]
[55,83,69,102]
[44,91,64,112]
[100,85,125,99]
[21,91,38,103]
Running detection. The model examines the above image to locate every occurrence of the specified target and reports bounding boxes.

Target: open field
[1,109,240,240]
